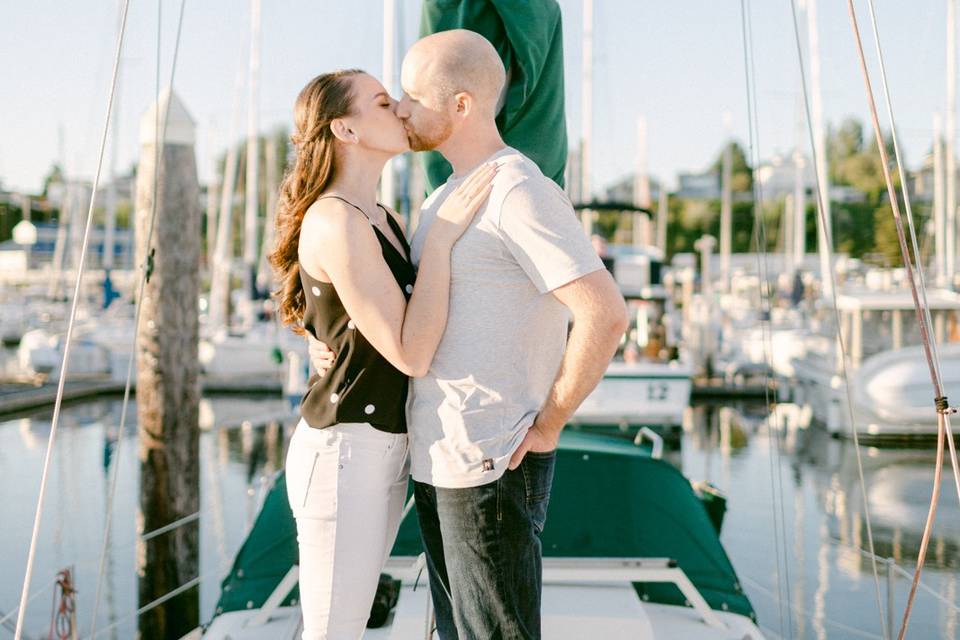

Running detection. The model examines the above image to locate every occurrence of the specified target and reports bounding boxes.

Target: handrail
[633,427,664,459]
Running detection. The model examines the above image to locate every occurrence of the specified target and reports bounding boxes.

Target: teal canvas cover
[418,0,568,191]
[212,431,755,622]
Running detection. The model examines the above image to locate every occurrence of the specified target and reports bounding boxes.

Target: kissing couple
[269,28,628,640]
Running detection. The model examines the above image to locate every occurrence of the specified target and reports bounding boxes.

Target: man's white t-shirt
[408,147,604,488]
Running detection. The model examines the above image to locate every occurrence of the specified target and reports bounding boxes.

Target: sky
[0,0,951,196]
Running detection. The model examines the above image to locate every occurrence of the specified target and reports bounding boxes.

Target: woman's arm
[300,164,495,377]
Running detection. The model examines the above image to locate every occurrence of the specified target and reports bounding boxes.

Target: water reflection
[684,400,960,639]
[1,395,958,638]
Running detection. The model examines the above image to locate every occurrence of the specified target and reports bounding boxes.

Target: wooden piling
[134,89,201,639]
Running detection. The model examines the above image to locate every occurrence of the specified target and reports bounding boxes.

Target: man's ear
[330,118,358,144]
[454,92,472,118]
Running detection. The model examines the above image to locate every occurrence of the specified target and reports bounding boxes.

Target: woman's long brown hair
[269,69,362,334]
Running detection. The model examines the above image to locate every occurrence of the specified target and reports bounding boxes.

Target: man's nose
[395,97,410,119]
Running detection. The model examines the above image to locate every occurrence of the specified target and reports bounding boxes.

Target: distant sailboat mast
[633,115,651,246]
[803,0,833,297]
[935,113,946,285]
[581,0,593,203]
[209,68,244,331]
[793,96,807,274]
[579,0,593,237]
[719,113,733,292]
[381,0,397,210]
[947,0,957,287]
[243,0,262,313]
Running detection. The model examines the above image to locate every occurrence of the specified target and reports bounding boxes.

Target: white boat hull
[200,559,764,640]
[573,361,693,427]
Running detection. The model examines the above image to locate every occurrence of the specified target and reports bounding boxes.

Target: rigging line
[743,3,795,631]
[786,0,889,636]
[868,0,960,548]
[738,1,792,635]
[863,0,960,535]
[851,544,960,615]
[844,4,960,637]
[740,574,886,640]
[85,572,210,639]
[0,578,60,628]
[889,558,960,612]
[13,2,133,639]
[88,0,189,635]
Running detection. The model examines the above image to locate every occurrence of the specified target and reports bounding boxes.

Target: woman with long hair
[269,69,495,639]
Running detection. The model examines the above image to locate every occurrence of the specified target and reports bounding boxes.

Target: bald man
[311,30,628,639]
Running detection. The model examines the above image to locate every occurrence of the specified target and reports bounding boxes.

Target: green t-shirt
[419,0,568,191]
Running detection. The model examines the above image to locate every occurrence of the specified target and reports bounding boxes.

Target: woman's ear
[330,118,358,144]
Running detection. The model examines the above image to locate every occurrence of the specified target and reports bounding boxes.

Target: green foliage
[0,203,19,243]
[656,118,916,264]
[41,164,64,198]
[710,141,753,192]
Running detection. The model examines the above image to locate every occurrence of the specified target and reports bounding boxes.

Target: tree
[710,141,753,192]
[41,163,64,198]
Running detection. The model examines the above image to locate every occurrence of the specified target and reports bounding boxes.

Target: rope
[852,545,960,615]
[889,559,960,613]
[84,573,207,639]
[844,2,960,637]
[139,511,199,543]
[738,1,792,634]
[88,0,190,636]
[859,0,960,511]
[13,3,132,638]
[47,569,76,640]
[786,2,890,637]
[740,573,885,639]
[0,577,59,629]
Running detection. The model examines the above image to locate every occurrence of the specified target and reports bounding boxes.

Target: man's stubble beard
[406,116,453,152]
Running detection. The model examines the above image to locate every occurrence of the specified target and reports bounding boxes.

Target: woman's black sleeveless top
[299,197,415,434]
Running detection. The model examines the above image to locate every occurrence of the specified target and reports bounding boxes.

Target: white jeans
[285,419,409,639]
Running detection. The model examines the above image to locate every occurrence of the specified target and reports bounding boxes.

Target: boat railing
[380,555,728,632]
[633,426,664,459]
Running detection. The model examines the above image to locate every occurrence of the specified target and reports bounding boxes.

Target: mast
[805,0,833,297]
[256,133,279,293]
[243,0,262,308]
[49,127,68,299]
[104,97,119,271]
[580,0,593,202]
[381,0,397,210]
[935,113,946,286]
[948,0,957,287]
[793,95,807,273]
[205,121,219,269]
[719,114,733,293]
[634,116,651,246]
[209,69,244,331]
[656,187,668,253]
[634,116,651,208]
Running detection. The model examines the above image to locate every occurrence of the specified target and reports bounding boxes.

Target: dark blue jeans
[413,450,556,640]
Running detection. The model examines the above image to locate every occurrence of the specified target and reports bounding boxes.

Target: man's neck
[439,123,507,178]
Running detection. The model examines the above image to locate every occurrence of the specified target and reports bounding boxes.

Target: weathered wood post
[134,89,201,639]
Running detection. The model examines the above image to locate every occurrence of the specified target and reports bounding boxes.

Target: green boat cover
[417,0,568,191]
[212,431,755,623]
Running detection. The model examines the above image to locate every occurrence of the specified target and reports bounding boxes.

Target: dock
[0,376,286,418]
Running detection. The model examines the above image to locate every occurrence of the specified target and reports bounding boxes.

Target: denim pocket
[521,451,556,534]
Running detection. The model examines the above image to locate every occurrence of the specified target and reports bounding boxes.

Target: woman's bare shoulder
[299,197,376,270]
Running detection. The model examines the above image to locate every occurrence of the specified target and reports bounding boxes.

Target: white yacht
[791,287,960,441]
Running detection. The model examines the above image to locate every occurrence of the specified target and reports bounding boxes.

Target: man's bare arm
[508,268,628,469]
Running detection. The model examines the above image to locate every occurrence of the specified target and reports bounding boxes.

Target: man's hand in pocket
[307,335,335,377]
